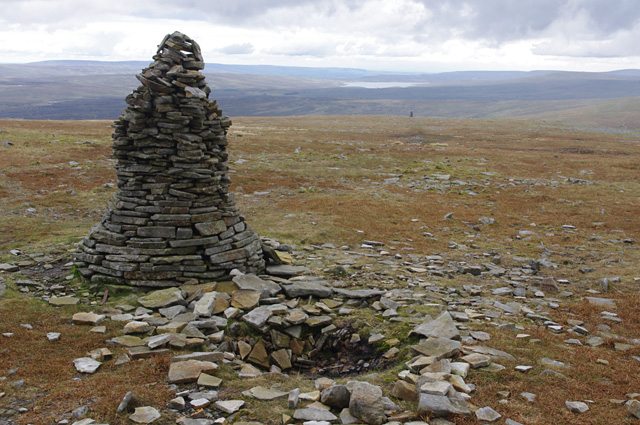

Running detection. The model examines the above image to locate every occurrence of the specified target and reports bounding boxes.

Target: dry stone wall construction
[75,32,264,287]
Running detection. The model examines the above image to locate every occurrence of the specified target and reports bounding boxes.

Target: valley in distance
[0,60,640,130]
[0,59,639,425]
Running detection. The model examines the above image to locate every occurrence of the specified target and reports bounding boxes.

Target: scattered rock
[72,312,106,325]
[49,296,80,306]
[348,381,387,425]
[137,288,185,309]
[476,406,501,422]
[628,399,640,419]
[73,357,101,374]
[410,311,460,340]
[565,401,589,413]
[214,400,245,414]
[116,391,134,414]
[411,338,461,360]
[321,385,351,409]
[129,406,161,423]
[47,332,61,342]
[281,281,333,298]
[168,360,218,384]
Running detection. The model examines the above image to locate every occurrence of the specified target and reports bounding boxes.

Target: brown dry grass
[456,292,640,425]
[0,294,172,425]
[1,115,639,424]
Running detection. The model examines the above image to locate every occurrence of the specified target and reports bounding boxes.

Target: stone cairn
[75,31,264,287]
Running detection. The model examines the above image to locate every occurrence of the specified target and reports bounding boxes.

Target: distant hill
[0,60,639,129]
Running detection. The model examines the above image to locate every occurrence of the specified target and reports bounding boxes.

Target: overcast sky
[2,0,639,72]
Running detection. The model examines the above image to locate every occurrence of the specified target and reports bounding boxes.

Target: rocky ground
[1,229,639,425]
[1,116,639,425]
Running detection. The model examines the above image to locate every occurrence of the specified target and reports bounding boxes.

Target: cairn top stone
[75,31,264,287]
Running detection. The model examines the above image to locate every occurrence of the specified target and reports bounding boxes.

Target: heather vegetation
[0,115,639,425]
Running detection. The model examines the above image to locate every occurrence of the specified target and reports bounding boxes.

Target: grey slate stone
[410,311,460,340]
[281,281,333,298]
[476,406,501,422]
[411,337,461,360]
[293,408,338,422]
[333,288,386,298]
[266,264,310,277]
[137,287,184,309]
[465,345,516,361]
[242,306,273,330]
[233,273,281,298]
[348,381,387,425]
[321,385,351,409]
[565,401,589,413]
[417,393,470,417]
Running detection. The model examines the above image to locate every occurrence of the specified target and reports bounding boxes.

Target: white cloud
[219,43,255,55]
[1,0,639,71]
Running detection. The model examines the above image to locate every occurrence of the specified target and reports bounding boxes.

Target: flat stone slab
[73,357,101,374]
[147,334,171,349]
[48,297,80,306]
[124,321,154,334]
[628,399,640,419]
[168,360,218,384]
[46,332,61,342]
[138,287,185,309]
[465,345,516,361]
[306,315,333,327]
[197,373,222,388]
[410,311,460,340]
[130,406,161,424]
[244,386,289,401]
[266,264,310,277]
[419,381,452,396]
[281,281,333,298]
[585,297,616,308]
[293,408,338,422]
[476,406,501,422]
[565,401,589,413]
[193,292,218,317]
[233,274,281,298]
[411,338,461,360]
[417,393,470,417]
[0,263,19,272]
[333,288,386,298]
[214,400,245,414]
[72,312,106,325]
[470,331,491,341]
[231,290,261,310]
[171,352,225,363]
[461,353,492,369]
[178,419,214,425]
[109,335,146,347]
[242,306,273,330]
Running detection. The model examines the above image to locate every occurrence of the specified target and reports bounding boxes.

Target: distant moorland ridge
[0,61,639,129]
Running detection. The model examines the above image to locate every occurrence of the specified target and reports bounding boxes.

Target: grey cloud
[566,0,640,33]
[411,0,640,42]
[533,28,640,58]
[3,0,640,65]
[137,0,361,23]
[267,43,336,58]
[220,43,255,55]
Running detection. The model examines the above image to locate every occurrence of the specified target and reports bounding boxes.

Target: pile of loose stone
[40,236,637,425]
[75,31,263,288]
[2,236,640,424]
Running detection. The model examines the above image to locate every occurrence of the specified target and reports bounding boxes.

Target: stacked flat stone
[75,31,264,287]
